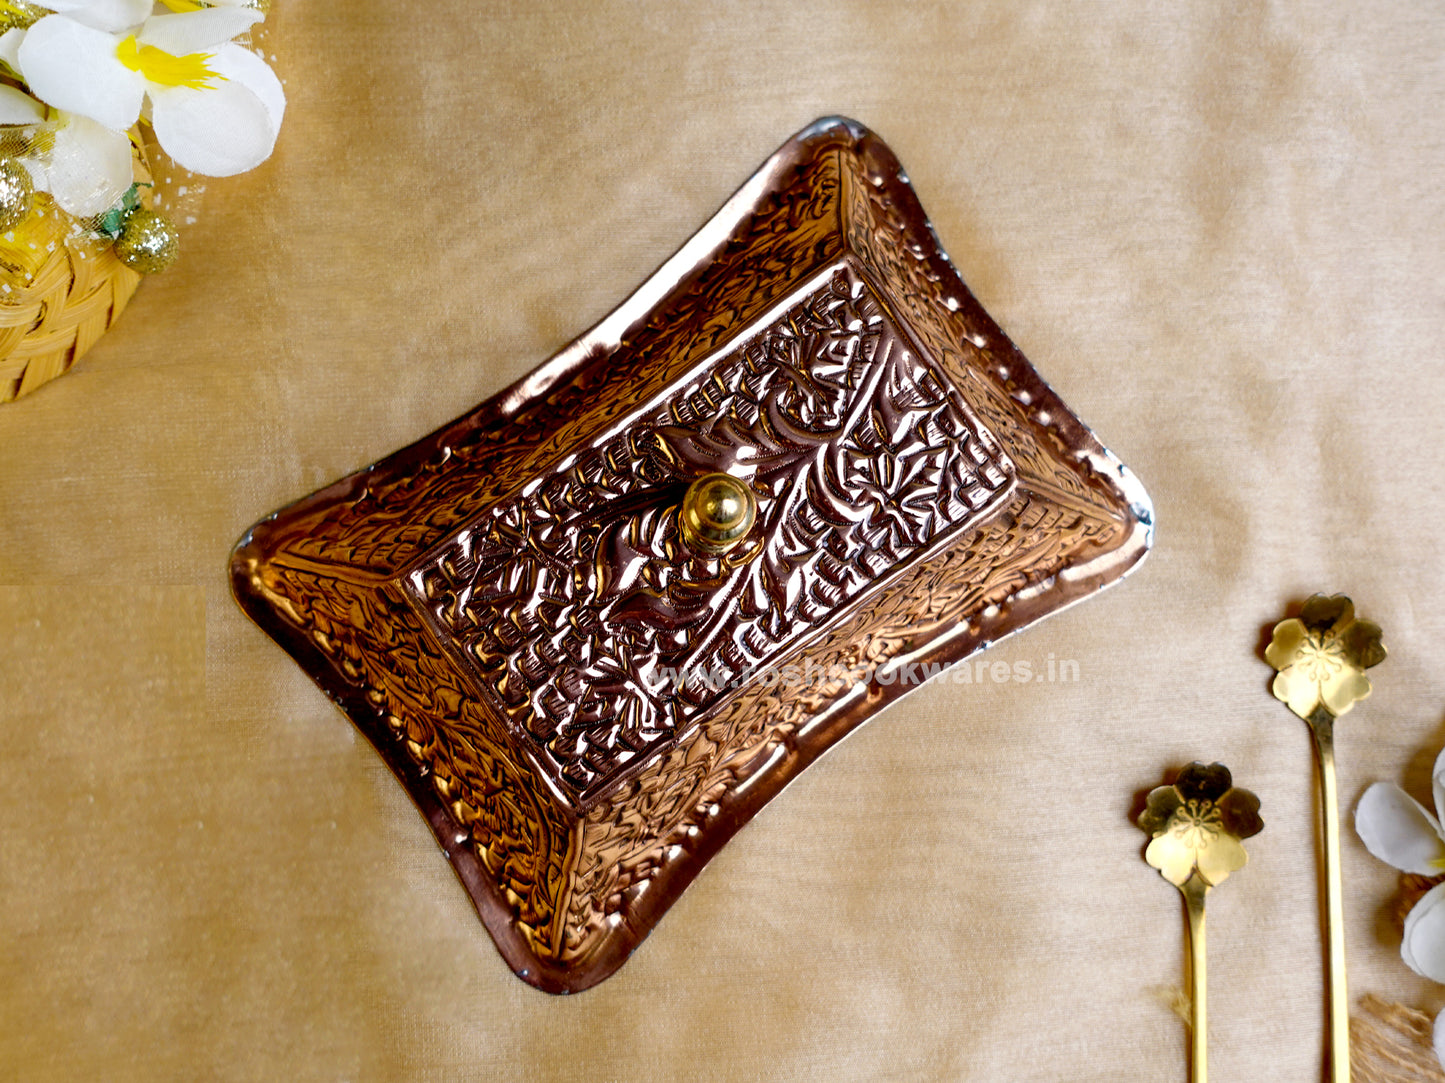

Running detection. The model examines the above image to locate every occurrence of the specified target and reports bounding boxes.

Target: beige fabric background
[3,2,1444,1079]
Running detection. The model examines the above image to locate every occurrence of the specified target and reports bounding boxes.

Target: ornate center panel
[405,268,1016,805]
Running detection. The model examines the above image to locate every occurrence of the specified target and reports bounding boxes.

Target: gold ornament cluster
[0,1,45,33]
[0,156,33,231]
[0,151,178,275]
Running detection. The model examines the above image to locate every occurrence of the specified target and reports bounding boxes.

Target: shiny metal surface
[230,117,1153,992]
[1139,762,1264,1083]
[1266,595,1387,1083]
[678,472,757,555]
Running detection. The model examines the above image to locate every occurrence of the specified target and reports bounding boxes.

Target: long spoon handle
[1311,708,1351,1083]
[1184,876,1209,1083]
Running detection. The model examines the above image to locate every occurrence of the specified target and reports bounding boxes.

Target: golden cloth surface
[2,2,1443,1079]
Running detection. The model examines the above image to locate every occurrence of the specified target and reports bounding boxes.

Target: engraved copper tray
[231,117,1153,993]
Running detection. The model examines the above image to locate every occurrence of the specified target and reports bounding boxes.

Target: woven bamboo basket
[0,136,152,403]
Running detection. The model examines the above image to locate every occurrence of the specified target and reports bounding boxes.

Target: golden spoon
[1138,762,1264,1083]
[1265,594,1387,1083]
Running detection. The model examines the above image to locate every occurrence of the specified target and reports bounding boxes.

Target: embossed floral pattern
[1266,594,1387,720]
[1139,762,1263,888]
[410,270,1017,803]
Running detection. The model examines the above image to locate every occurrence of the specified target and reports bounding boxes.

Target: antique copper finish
[231,117,1154,992]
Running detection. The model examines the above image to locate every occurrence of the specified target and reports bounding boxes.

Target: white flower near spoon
[1356,745,1445,1068]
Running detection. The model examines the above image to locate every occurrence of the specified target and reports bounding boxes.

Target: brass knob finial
[679,473,757,555]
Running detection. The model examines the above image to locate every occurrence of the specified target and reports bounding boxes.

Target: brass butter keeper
[231,117,1153,992]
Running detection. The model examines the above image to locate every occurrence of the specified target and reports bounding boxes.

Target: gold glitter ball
[114,209,180,275]
[0,1,45,32]
[0,156,34,231]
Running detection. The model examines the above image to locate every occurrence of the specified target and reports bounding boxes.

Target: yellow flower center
[116,34,225,90]
[158,1,208,9]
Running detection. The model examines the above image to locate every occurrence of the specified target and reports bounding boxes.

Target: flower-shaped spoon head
[1139,762,1264,889]
[1266,593,1386,721]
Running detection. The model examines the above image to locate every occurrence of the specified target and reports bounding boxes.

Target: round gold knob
[679,472,757,555]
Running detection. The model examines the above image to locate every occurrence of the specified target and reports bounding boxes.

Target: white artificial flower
[0,23,29,80]
[1356,746,1445,1072]
[0,78,132,217]
[0,83,45,126]
[33,0,153,34]
[13,3,283,177]
[1356,747,1445,980]
[37,114,135,217]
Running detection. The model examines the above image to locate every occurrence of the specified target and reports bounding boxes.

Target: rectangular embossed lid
[231,117,1152,992]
